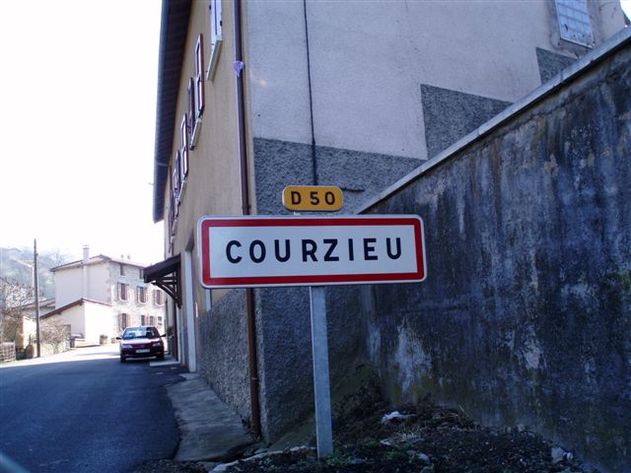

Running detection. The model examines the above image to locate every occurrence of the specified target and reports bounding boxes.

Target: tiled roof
[40,298,112,319]
[51,255,148,272]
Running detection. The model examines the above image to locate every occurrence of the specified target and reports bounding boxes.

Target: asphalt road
[0,345,183,473]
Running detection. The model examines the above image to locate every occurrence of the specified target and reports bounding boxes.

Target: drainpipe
[82,245,89,299]
[234,0,261,439]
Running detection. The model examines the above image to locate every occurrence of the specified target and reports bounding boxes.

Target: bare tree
[0,277,33,343]
[46,248,71,269]
[40,320,69,353]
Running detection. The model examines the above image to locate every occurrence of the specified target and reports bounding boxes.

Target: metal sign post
[309,285,333,457]
[196,210,427,459]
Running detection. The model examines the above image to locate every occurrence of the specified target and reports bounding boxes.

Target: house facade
[47,247,166,345]
[149,0,626,447]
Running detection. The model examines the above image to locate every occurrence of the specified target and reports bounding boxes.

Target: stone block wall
[364,37,631,472]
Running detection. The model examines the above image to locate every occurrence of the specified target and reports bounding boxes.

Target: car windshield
[122,328,158,339]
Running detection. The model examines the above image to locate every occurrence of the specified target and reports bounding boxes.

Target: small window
[149,315,155,327]
[168,168,178,235]
[141,314,146,325]
[118,283,129,302]
[180,116,189,180]
[157,316,163,326]
[119,313,128,331]
[153,289,164,306]
[119,264,125,276]
[137,286,147,304]
[173,152,182,202]
[207,0,223,80]
[187,78,196,144]
[195,34,205,119]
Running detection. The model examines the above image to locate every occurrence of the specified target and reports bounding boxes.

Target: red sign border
[198,215,426,288]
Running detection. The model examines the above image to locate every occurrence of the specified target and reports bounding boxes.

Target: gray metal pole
[34,239,41,358]
[309,285,333,457]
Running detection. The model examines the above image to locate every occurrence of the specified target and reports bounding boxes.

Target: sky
[0,0,163,264]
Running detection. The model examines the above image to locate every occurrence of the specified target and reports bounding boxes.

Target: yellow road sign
[282,186,343,212]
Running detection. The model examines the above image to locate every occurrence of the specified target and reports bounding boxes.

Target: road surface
[0,345,182,472]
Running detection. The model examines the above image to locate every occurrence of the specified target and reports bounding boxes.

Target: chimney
[82,245,89,299]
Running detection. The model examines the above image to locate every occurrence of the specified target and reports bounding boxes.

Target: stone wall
[363,37,631,472]
[198,289,251,422]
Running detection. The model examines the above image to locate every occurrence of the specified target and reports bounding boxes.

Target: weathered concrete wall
[254,284,370,441]
[364,38,631,472]
[246,0,626,161]
[198,290,251,422]
[253,138,420,215]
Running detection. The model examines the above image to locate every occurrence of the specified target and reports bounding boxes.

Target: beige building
[149,0,627,442]
[47,247,166,345]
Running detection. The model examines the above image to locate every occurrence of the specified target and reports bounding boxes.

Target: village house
[45,246,166,346]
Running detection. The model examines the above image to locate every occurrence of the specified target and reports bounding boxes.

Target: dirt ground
[217,412,590,473]
[136,378,597,473]
[211,380,596,473]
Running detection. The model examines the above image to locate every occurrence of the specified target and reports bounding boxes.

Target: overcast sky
[0,0,163,264]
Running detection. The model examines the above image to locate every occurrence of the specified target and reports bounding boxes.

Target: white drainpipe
[182,250,197,372]
[82,245,89,299]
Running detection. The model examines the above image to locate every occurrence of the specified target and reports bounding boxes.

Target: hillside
[0,247,70,300]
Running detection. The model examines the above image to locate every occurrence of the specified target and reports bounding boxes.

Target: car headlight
[151,342,162,347]
[121,344,132,349]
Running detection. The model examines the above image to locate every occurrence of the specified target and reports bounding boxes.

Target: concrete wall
[245,0,625,160]
[198,289,251,420]
[54,267,82,307]
[89,263,110,302]
[46,305,85,340]
[156,0,627,447]
[358,34,631,472]
[163,0,253,385]
[254,284,371,440]
[239,0,627,443]
[167,0,243,251]
[43,302,116,344]
[55,263,110,306]
[83,302,117,343]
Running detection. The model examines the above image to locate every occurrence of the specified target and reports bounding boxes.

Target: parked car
[116,326,165,362]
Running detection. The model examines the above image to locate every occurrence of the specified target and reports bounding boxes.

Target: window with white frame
[172,158,180,204]
[169,164,179,237]
[149,315,155,327]
[117,283,129,302]
[141,314,146,325]
[153,289,164,306]
[119,313,128,331]
[187,78,196,147]
[207,0,223,80]
[179,116,189,181]
[195,34,205,119]
[191,35,205,147]
[137,286,147,304]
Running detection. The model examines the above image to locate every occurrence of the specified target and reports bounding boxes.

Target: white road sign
[197,215,426,288]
